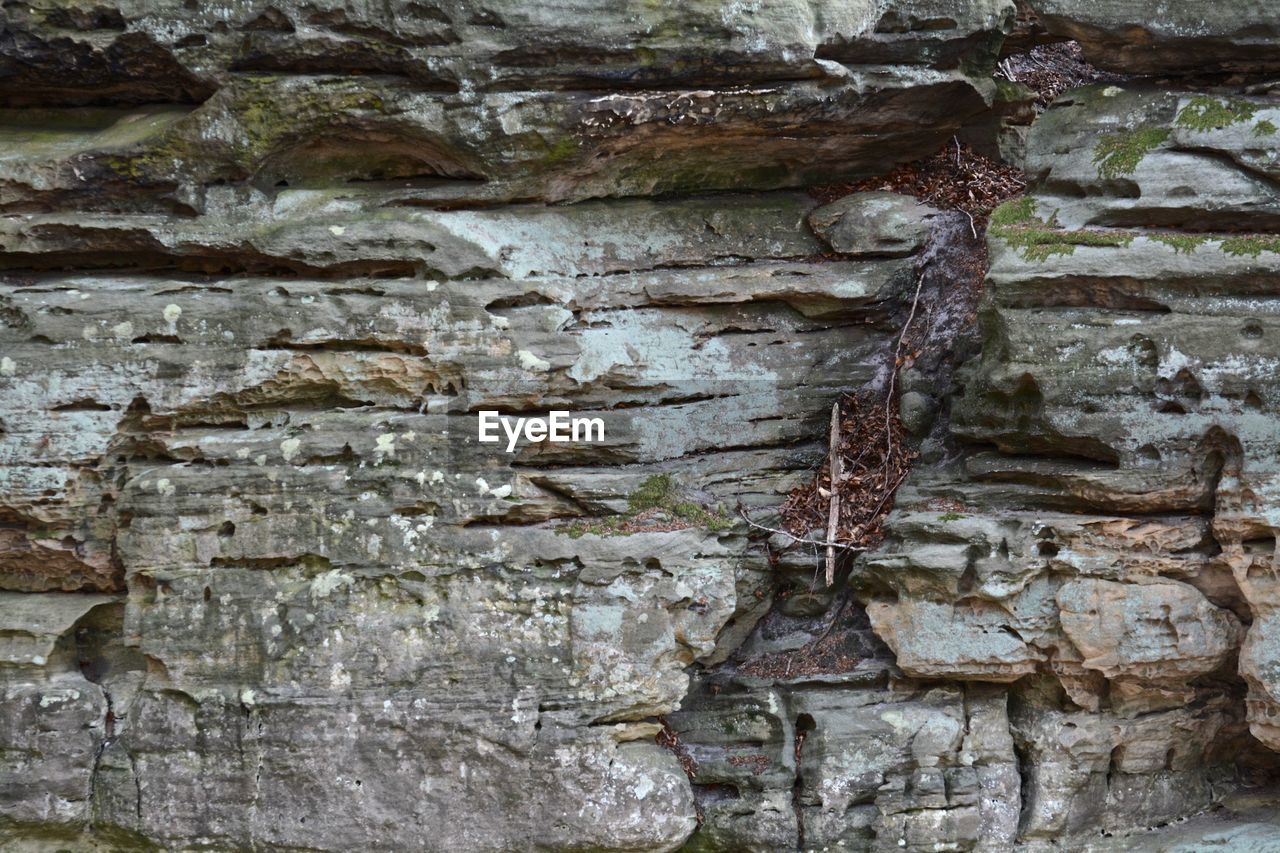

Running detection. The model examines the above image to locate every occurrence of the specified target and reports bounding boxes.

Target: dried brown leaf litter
[738,621,871,678]
[998,41,1125,109]
[777,393,917,555]
[783,139,1014,568]
[812,140,1026,221]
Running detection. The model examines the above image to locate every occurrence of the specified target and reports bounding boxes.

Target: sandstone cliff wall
[2,2,1279,851]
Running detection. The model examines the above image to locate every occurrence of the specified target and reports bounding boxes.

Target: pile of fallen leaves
[997,41,1125,108]
[738,622,869,678]
[811,140,1026,221]
[777,392,917,552]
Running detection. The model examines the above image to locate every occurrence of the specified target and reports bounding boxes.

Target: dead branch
[824,402,842,586]
[737,507,866,552]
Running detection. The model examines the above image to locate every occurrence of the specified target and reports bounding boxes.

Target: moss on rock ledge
[989,198,1135,261]
[1091,125,1169,179]
[558,475,732,539]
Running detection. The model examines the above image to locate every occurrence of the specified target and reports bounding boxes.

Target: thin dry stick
[737,509,866,551]
[885,272,926,464]
[825,402,842,587]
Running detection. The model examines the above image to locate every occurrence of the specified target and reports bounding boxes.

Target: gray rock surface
[5,2,1280,852]
[809,193,941,258]
[1027,0,1280,75]
[847,77,1280,850]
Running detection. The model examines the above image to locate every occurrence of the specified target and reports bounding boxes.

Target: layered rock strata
[851,83,1280,848]
[0,2,1019,850]
[6,1,1280,852]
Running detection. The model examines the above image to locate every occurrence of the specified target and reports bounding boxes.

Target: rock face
[1,0,1015,204]
[854,79,1280,848]
[1027,0,1280,75]
[4,2,1280,852]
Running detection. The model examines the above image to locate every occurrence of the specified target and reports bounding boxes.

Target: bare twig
[868,467,913,522]
[825,402,842,587]
[885,272,926,463]
[737,508,866,552]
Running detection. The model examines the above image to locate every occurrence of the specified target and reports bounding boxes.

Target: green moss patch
[1219,236,1280,258]
[995,211,1280,262]
[989,197,1037,228]
[990,199,1135,262]
[1255,119,1278,137]
[1150,233,1210,254]
[1092,126,1169,179]
[1175,96,1258,132]
[558,474,732,538]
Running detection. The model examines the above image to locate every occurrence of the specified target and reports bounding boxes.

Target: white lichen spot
[1158,347,1195,379]
[329,225,346,236]
[489,484,512,499]
[374,433,396,459]
[280,437,301,462]
[39,689,77,707]
[475,477,490,495]
[254,454,267,466]
[1095,346,1133,367]
[431,470,445,484]
[309,570,353,599]
[517,349,551,372]
[0,357,14,376]
[633,777,655,800]
[239,688,257,707]
[155,478,175,497]
[415,471,427,486]
[1102,86,1123,97]
[163,303,182,323]
[112,320,134,341]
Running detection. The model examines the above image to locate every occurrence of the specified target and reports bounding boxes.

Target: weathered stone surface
[0,186,910,846]
[809,192,940,257]
[0,594,135,843]
[671,674,1019,853]
[0,62,942,843]
[853,75,1280,848]
[0,1,1017,205]
[1057,578,1241,682]
[1012,690,1246,842]
[1023,86,1280,231]
[1027,0,1280,75]
[6,1,1280,850]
